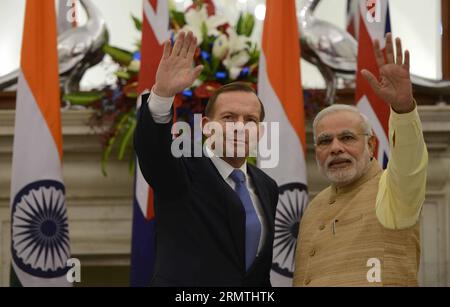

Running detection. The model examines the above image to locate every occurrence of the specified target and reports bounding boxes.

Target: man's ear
[368,135,376,160]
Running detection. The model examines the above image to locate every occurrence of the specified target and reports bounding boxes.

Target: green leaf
[129,154,136,175]
[247,45,260,65]
[242,13,255,37]
[235,13,244,35]
[63,91,104,106]
[201,21,208,41]
[201,58,212,75]
[125,91,138,99]
[131,14,142,32]
[101,113,130,176]
[103,44,134,66]
[170,10,186,28]
[135,41,142,50]
[101,133,116,177]
[250,76,258,83]
[118,117,136,161]
[115,71,131,80]
[211,55,220,73]
[235,13,255,37]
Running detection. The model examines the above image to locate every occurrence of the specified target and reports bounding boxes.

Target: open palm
[362,33,414,114]
[154,31,204,97]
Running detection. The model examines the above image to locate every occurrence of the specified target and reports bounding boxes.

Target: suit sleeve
[134,93,190,199]
[271,178,279,216]
[265,178,279,287]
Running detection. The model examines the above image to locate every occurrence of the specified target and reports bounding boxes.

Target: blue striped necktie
[229,169,261,271]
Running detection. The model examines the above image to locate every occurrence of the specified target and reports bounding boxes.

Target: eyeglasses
[315,131,371,149]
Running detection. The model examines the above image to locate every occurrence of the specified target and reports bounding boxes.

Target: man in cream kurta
[293,34,428,286]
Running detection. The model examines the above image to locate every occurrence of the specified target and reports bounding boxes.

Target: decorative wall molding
[1,106,449,286]
[0,109,133,286]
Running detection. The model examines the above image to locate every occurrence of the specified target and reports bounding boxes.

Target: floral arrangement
[64,0,260,175]
[170,0,260,122]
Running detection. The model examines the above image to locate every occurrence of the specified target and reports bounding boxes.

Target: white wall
[0,0,25,77]
[389,0,442,80]
[0,0,443,90]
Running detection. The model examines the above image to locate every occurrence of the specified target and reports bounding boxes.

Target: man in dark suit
[134,31,279,287]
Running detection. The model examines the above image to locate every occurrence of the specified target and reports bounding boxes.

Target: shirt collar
[206,146,247,181]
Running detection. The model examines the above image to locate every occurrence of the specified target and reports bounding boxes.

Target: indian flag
[258,0,308,287]
[10,0,71,287]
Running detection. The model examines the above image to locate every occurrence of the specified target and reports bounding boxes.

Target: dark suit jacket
[134,94,279,287]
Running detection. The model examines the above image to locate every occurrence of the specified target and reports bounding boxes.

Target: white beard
[318,147,372,187]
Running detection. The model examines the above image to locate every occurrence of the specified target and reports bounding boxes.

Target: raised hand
[362,33,414,114]
[154,31,204,97]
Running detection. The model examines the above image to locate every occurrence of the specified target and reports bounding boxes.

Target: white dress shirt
[146,89,267,254]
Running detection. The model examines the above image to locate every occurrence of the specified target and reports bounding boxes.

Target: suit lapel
[200,159,276,275]
[243,165,277,276]
[203,158,246,272]
[247,165,275,248]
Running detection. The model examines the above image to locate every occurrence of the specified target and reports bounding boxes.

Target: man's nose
[234,118,246,131]
[329,137,345,155]
[236,116,245,124]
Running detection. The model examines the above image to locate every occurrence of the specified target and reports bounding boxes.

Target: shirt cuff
[389,100,419,127]
[147,88,174,124]
[389,100,423,147]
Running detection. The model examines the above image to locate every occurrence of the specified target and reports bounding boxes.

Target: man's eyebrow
[218,112,259,118]
[219,111,236,116]
[317,133,332,139]
[341,129,356,135]
[317,129,358,139]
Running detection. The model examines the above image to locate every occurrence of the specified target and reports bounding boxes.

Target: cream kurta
[294,107,428,286]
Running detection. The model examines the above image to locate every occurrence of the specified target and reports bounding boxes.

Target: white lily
[212,34,229,60]
[223,50,250,80]
[180,6,227,45]
[226,27,251,54]
[222,28,252,80]
[228,67,243,80]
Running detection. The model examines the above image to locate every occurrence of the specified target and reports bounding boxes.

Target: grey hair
[313,104,373,143]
